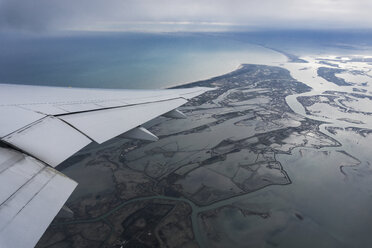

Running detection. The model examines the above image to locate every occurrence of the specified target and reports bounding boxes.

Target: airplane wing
[0,83,213,248]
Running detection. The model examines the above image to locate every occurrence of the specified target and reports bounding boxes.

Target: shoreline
[165,46,306,89]
[165,63,244,89]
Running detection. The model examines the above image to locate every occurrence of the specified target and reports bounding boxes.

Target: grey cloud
[0,0,372,32]
[0,0,51,31]
[0,0,111,31]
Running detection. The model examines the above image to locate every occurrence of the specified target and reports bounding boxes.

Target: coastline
[165,45,306,89]
[165,63,244,89]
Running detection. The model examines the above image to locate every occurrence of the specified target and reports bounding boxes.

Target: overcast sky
[0,0,371,33]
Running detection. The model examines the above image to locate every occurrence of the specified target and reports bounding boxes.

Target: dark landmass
[172,64,311,92]
[317,67,353,86]
[318,60,340,67]
[353,87,367,93]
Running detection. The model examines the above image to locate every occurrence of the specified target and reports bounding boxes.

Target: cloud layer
[1,0,371,32]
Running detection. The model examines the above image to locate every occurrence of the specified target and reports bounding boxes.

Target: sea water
[0,32,285,89]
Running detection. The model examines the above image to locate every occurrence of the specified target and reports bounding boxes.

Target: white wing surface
[0,83,213,248]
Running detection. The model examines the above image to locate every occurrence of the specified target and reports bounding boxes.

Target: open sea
[0,32,287,89]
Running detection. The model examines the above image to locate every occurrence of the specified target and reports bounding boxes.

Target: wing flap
[0,152,44,205]
[0,148,77,248]
[60,98,188,144]
[2,117,92,167]
[0,167,55,230]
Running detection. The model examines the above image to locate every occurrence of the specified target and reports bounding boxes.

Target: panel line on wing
[56,118,96,142]
[0,116,49,141]
[0,160,46,207]
[53,97,183,117]
[0,152,24,175]
[0,168,56,232]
